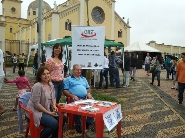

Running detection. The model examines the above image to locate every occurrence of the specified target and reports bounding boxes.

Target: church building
[0,0,130,55]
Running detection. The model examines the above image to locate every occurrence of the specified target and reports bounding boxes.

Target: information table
[58,103,122,138]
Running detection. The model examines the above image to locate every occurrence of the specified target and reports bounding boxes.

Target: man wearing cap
[0,48,6,116]
[108,51,122,88]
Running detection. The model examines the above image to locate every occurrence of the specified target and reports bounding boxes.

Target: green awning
[41,37,124,47]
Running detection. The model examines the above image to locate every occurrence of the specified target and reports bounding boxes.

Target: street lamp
[18,23,21,54]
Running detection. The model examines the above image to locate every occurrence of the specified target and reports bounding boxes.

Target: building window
[48,34,51,41]
[33,11,36,15]
[65,22,68,30]
[10,28,13,33]
[68,22,71,31]
[118,30,122,38]
[65,20,72,31]
[28,11,30,16]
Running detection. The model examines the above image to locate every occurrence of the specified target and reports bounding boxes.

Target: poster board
[71,26,105,69]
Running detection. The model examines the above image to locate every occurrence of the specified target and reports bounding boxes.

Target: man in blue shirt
[63,64,94,133]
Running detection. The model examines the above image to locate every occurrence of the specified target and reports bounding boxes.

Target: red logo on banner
[81,33,96,38]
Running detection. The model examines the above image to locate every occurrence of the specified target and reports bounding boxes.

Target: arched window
[33,11,36,15]
[48,34,51,41]
[68,22,71,31]
[118,29,122,38]
[65,22,68,30]
[65,19,72,31]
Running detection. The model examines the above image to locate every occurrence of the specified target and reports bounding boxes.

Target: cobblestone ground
[1,68,185,138]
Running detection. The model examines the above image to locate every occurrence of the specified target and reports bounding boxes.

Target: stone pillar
[79,0,84,26]
[0,21,5,52]
[126,28,130,46]
[29,26,32,44]
[170,45,173,54]
[51,12,59,39]
[111,0,116,40]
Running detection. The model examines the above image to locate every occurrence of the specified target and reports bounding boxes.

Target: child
[4,70,32,111]
[171,60,177,89]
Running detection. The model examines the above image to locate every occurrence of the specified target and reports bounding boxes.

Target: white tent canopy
[117,41,161,53]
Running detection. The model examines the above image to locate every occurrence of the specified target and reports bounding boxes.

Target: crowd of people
[0,44,185,137]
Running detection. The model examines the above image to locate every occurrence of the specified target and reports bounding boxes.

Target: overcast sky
[0,0,185,46]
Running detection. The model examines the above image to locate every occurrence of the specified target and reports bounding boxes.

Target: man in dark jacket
[123,50,131,88]
[130,53,137,81]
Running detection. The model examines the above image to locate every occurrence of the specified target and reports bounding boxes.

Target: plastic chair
[20,103,60,138]
[19,102,45,138]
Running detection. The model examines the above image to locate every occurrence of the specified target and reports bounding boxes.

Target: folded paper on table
[74,99,96,105]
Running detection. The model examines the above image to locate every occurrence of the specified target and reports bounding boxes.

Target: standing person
[108,51,122,88]
[150,55,162,86]
[145,53,152,76]
[33,52,38,76]
[165,56,171,79]
[0,49,6,116]
[171,60,177,89]
[12,53,17,73]
[99,52,109,89]
[123,51,130,88]
[26,66,63,138]
[41,50,46,66]
[19,53,25,71]
[4,70,32,111]
[130,53,137,81]
[45,43,64,103]
[176,52,185,104]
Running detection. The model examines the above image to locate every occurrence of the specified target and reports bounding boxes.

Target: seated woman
[26,66,64,138]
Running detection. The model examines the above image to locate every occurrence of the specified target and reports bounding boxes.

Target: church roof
[28,0,51,11]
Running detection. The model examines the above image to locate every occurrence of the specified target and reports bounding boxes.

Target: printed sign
[103,109,118,131]
[113,104,123,122]
[72,26,105,69]
[103,105,123,131]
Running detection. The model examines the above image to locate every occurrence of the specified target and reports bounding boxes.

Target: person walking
[130,53,137,81]
[176,52,185,104]
[108,51,122,88]
[0,48,6,116]
[99,52,109,89]
[171,60,177,89]
[45,43,64,103]
[150,55,163,86]
[165,56,171,79]
[12,53,17,73]
[18,53,25,71]
[145,53,152,76]
[123,51,130,88]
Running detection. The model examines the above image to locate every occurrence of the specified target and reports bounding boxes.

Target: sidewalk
[1,68,185,137]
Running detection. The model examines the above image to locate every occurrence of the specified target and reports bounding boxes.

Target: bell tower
[1,0,22,18]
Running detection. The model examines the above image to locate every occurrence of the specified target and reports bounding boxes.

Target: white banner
[103,104,123,131]
[72,26,105,69]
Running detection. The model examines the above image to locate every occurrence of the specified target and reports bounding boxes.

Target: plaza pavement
[1,67,185,137]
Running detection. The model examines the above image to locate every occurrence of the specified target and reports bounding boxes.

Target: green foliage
[92,92,124,106]
[5,61,34,67]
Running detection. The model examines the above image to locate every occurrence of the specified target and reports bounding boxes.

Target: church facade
[0,0,130,55]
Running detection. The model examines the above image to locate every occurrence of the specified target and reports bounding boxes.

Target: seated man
[63,64,94,133]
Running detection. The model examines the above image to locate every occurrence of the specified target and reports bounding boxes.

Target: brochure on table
[103,104,123,131]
